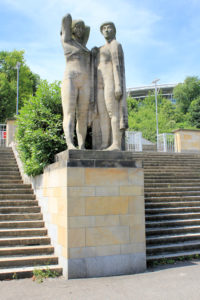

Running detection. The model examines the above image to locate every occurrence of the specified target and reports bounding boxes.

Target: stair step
[146,225,200,236]
[0,184,32,189]
[145,187,200,192]
[0,200,38,207]
[0,228,47,237]
[146,233,200,245]
[146,212,200,221]
[145,191,200,197]
[147,250,200,262]
[0,213,42,221]
[0,236,50,247]
[0,265,62,280]
[145,179,200,183]
[146,196,200,202]
[0,220,44,228]
[147,240,200,255]
[0,189,33,194]
[0,194,36,200]
[146,218,200,228]
[0,207,40,214]
[0,245,54,256]
[0,255,58,268]
[146,201,200,208]
[146,207,200,214]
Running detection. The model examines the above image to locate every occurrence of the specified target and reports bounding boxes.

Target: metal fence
[125,131,143,152]
[0,124,6,147]
[157,133,175,152]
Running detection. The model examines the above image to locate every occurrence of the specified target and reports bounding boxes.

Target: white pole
[152,79,160,150]
[16,62,21,115]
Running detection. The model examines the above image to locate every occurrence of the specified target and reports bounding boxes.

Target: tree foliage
[128,95,193,143]
[0,50,40,122]
[173,76,200,114]
[16,80,66,176]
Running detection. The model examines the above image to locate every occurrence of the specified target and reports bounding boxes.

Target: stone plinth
[6,118,17,147]
[174,129,200,153]
[29,150,146,278]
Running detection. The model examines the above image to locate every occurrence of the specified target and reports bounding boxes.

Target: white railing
[0,124,6,147]
[157,133,175,152]
[125,131,143,152]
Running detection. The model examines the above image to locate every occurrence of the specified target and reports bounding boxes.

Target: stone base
[68,253,146,279]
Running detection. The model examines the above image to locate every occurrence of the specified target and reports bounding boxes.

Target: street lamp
[15,62,21,115]
[152,79,160,148]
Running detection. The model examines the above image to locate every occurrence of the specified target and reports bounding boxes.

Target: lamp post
[15,62,21,115]
[152,79,160,148]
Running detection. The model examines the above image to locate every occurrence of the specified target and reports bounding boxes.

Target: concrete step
[0,180,23,184]
[146,207,200,214]
[0,213,42,221]
[0,167,19,171]
[145,201,200,208]
[146,225,200,236]
[0,176,21,180]
[0,189,33,194]
[146,233,200,245]
[147,249,200,263]
[0,236,50,247]
[145,191,200,197]
[0,184,32,189]
[144,173,200,177]
[0,245,54,257]
[146,219,200,228]
[0,255,58,268]
[0,265,62,280]
[146,212,200,221]
[0,228,47,237]
[145,183,200,188]
[0,200,38,207]
[0,220,44,229]
[145,196,200,202]
[147,240,200,255]
[0,194,36,200]
[0,206,40,214]
[145,187,200,192]
[145,179,200,183]
[0,171,20,176]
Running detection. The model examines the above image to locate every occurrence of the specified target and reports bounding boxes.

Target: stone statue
[60,14,90,150]
[94,21,128,151]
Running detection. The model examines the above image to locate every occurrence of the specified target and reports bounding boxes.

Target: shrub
[16,80,66,176]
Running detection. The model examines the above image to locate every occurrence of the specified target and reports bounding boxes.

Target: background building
[127,83,178,104]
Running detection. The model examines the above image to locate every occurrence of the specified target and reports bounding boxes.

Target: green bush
[16,80,66,176]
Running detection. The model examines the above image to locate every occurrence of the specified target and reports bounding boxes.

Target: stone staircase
[0,148,62,279]
[132,152,200,264]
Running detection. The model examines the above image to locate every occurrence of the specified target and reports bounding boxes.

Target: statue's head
[72,20,85,40]
[100,22,116,40]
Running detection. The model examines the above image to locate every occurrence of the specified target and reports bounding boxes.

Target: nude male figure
[60,14,90,149]
[96,22,128,151]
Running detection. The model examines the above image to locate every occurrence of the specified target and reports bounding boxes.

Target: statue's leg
[97,86,110,150]
[76,79,90,150]
[104,84,121,151]
[61,77,77,149]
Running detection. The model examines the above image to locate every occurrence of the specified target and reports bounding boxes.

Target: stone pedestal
[31,150,146,278]
[6,118,17,147]
[174,129,200,153]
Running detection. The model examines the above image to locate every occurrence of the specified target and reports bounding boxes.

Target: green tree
[128,95,192,143]
[0,50,40,122]
[188,96,200,128]
[16,80,66,176]
[173,76,200,113]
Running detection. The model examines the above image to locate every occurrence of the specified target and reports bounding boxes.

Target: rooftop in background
[127,83,179,102]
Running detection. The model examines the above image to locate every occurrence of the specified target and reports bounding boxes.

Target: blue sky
[1,0,200,88]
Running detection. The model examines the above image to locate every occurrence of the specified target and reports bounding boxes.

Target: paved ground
[1,260,200,300]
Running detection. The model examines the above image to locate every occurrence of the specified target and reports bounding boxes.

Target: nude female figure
[60,14,90,150]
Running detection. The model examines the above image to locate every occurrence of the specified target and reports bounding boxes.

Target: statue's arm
[110,41,124,100]
[82,26,90,46]
[60,14,72,43]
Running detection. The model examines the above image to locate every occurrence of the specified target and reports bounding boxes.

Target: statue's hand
[115,88,123,101]
[91,47,99,55]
